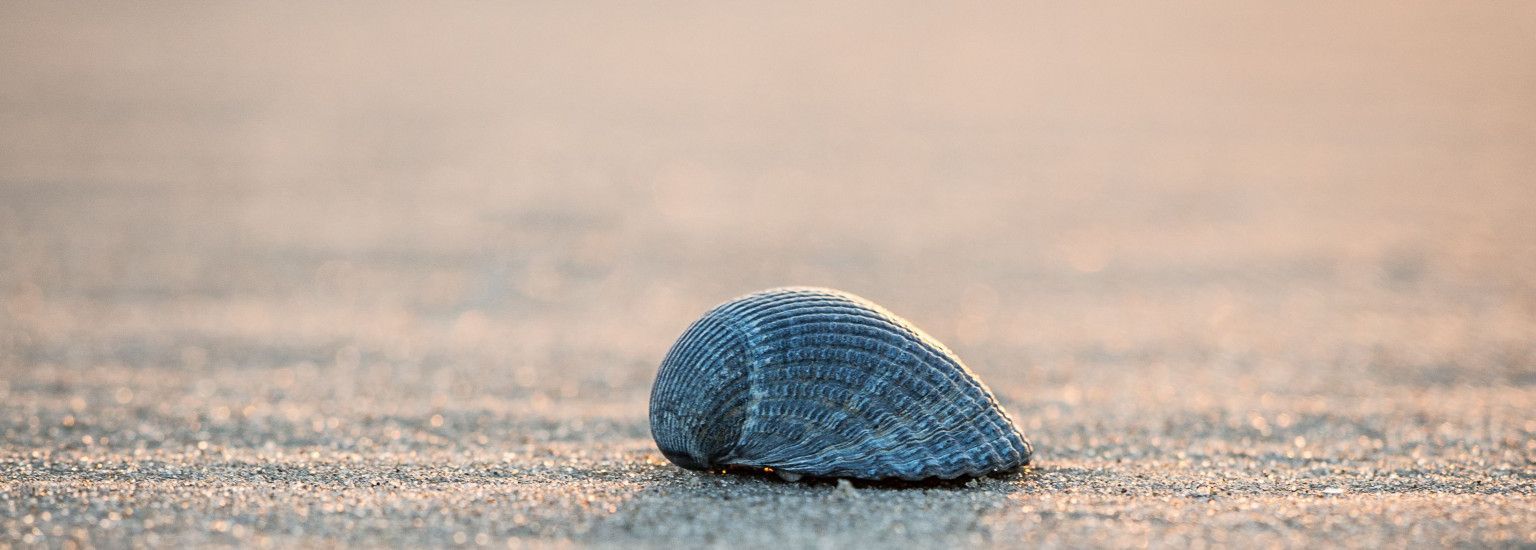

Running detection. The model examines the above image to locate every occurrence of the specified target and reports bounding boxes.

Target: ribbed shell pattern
[649,287,1032,480]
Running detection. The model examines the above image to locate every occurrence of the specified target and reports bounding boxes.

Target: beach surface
[2,2,1534,547]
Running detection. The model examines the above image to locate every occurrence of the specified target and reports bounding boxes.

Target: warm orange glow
[0,3,1529,546]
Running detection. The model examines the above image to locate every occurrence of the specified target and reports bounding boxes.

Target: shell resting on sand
[649,287,1032,481]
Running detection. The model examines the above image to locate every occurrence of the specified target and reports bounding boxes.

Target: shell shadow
[718,464,1038,490]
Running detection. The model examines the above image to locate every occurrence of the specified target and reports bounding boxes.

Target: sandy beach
[2,2,1534,547]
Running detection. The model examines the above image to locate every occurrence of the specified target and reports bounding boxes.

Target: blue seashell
[649,287,1032,481]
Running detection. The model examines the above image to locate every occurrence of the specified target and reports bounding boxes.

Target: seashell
[649,287,1032,481]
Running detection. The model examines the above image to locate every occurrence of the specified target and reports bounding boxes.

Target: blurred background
[3,2,1535,546]
[2,0,1534,466]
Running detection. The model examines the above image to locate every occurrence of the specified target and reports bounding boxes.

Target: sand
[3,2,1535,547]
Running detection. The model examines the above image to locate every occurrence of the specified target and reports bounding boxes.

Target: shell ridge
[768,323,1024,462]
[727,291,888,331]
[650,300,761,468]
[738,350,1014,477]
[727,300,880,468]
[728,371,894,468]
[739,289,1022,477]
[752,309,986,399]
[747,358,922,465]
[755,344,952,419]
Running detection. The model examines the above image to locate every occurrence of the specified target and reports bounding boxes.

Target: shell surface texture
[649,287,1032,481]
